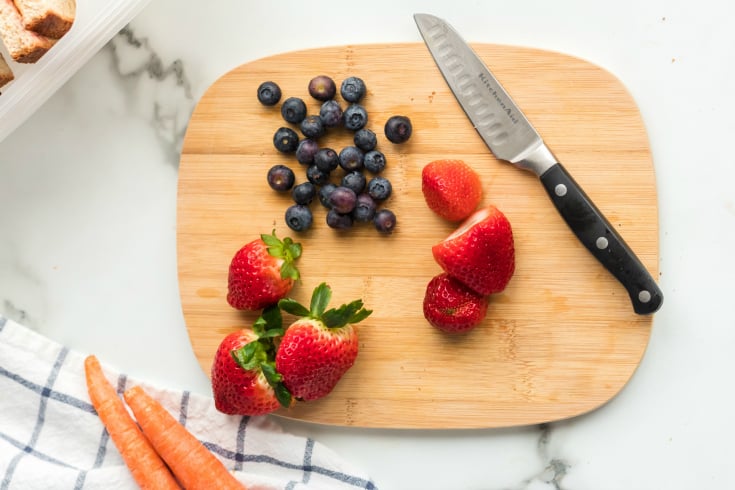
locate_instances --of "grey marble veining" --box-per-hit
[107,25,195,165]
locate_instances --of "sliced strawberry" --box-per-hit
[421,159,483,222]
[276,283,372,401]
[423,273,489,333]
[432,205,515,296]
[211,307,292,415]
[227,230,302,311]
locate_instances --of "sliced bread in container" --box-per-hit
[13,0,76,39]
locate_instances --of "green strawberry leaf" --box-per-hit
[278,298,311,318]
[261,305,282,331]
[260,363,293,408]
[252,319,266,338]
[260,362,282,385]
[322,299,371,328]
[279,261,300,281]
[283,237,302,261]
[261,231,302,281]
[274,383,292,408]
[349,307,373,324]
[252,305,283,338]
[261,230,282,249]
[231,341,261,371]
[259,328,285,339]
[310,283,332,318]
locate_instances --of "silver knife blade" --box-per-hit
[414,13,556,176]
[414,13,663,315]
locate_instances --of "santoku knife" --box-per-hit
[414,13,663,315]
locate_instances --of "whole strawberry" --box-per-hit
[423,273,489,333]
[276,283,372,401]
[422,159,483,222]
[432,205,515,296]
[211,306,292,415]
[227,230,302,311]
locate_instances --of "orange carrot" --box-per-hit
[84,355,181,490]
[123,385,245,490]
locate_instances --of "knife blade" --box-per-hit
[414,13,663,315]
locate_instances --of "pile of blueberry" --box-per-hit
[257,75,412,234]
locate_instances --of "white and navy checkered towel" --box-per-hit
[0,316,377,490]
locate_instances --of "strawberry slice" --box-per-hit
[211,307,292,415]
[226,230,302,311]
[276,283,372,401]
[421,159,483,222]
[432,205,515,296]
[423,273,489,333]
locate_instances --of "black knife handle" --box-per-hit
[539,163,663,315]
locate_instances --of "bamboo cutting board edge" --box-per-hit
[177,43,659,429]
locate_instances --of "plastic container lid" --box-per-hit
[0,0,152,142]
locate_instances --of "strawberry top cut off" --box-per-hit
[422,159,483,222]
[432,205,515,296]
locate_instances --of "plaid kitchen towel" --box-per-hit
[0,316,377,490]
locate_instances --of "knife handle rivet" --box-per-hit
[638,290,652,303]
[595,236,609,250]
[554,184,567,197]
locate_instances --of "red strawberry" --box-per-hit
[423,273,489,333]
[421,159,483,222]
[227,230,302,311]
[276,283,372,401]
[432,205,515,296]
[211,307,292,415]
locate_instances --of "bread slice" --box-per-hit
[0,52,14,88]
[0,0,56,63]
[13,0,75,39]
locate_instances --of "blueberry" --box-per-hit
[363,150,386,174]
[327,208,354,230]
[267,165,295,191]
[281,97,307,124]
[352,193,376,222]
[384,115,413,143]
[328,186,357,214]
[296,138,319,164]
[318,183,337,208]
[367,176,392,201]
[338,146,364,172]
[285,204,313,232]
[353,128,377,151]
[292,182,317,205]
[340,76,366,103]
[373,209,397,234]
[343,104,368,131]
[341,171,366,194]
[273,127,299,153]
[306,165,330,186]
[257,81,281,106]
[319,100,343,127]
[314,147,339,172]
[308,75,337,101]
[300,115,325,139]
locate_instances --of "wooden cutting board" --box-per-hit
[177,43,660,429]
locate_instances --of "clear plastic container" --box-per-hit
[0,0,151,142]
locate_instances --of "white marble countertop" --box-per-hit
[2,1,734,488]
